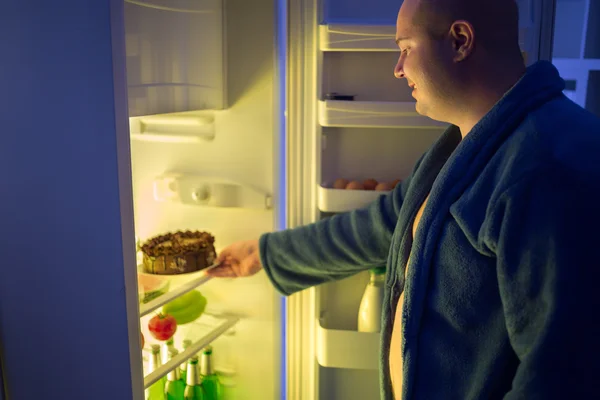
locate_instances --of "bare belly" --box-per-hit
[389,194,430,399]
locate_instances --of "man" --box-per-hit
[208,0,600,398]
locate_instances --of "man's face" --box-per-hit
[394,0,456,122]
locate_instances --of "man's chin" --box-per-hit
[415,105,450,125]
[415,101,427,117]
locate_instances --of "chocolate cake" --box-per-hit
[140,231,217,275]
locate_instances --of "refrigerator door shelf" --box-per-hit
[318,100,449,128]
[316,314,379,370]
[319,24,397,52]
[318,184,389,213]
[129,110,216,143]
[153,174,273,209]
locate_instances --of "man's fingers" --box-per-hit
[206,265,237,278]
[239,254,260,276]
[215,250,230,264]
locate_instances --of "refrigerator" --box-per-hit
[0,0,557,399]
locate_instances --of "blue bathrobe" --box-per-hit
[259,61,600,399]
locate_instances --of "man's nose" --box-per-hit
[394,57,405,79]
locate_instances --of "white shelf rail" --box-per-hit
[319,24,397,52]
[318,100,448,128]
[139,265,218,318]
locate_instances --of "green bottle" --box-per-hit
[165,349,185,400]
[200,346,222,400]
[146,344,166,400]
[184,356,205,400]
[179,339,193,383]
[162,337,176,365]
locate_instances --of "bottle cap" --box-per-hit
[203,346,213,355]
[370,267,386,275]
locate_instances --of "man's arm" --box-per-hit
[487,166,600,399]
[260,158,425,296]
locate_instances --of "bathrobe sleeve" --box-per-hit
[258,155,426,296]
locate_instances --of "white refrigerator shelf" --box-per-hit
[143,313,239,389]
[139,266,217,318]
[319,23,397,52]
[317,184,389,213]
[316,317,379,370]
[318,100,448,128]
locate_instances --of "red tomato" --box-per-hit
[148,313,177,341]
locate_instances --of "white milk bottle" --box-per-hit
[357,267,386,332]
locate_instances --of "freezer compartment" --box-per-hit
[316,313,379,370]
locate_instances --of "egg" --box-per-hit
[375,182,394,191]
[363,178,378,191]
[346,181,365,190]
[333,178,349,189]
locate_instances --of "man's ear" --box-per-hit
[449,20,475,62]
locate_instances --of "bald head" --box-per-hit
[394,0,527,135]
[412,0,520,54]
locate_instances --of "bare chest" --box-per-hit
[412,194,431,240]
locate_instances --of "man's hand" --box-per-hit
[206,239,263,278]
